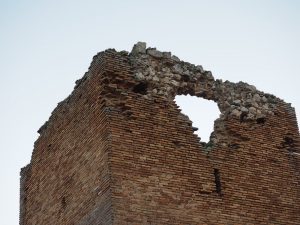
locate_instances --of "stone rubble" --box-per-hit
[129,42,278,123]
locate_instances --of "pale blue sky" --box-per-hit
[0,1,299,224]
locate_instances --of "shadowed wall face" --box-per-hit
[20,66,114,225]
[20,43,300,225]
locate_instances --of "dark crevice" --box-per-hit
[182,74,190,82]
[284,136,294,146]
[228,143,240,150]
[201,141,214,152]
[172,140,181,147]
[281,136,295,152]
[256,117,266,124]
[124,128,132,133]
[199,190,211,195]
[240,112,248,122]
[133,82,148,95]
[214,169,222,196]
[118,103,131,112]
[61,196,67,209]
[123,111,136,120]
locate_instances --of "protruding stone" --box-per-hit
[163,52,171,58]
[256,113,266,119]
[205,71,214,80]
[233,100,241,106]
[147,49,163,58]
[231,109,241,117]
[174,74,181,80]
[252,101,259,108]
[246,85,257,92]
[243,100,251,107]
[135,72,144,80]
[181,82,188,87]
[224,101,231,107]
[166,86,172,91]
[171,55,180,62]
[162,77,170,84]
[183,70,190,76]
[173,64,183,74]
[152,76,159,82]
[262,104,269,110]
[253,94,261,102]
[241,107,249,113]
[158,90,164,95]
[249,107,257,114]
[196,65,204,73]
[131,42,146,55]
[257,109,261,115]
[148,67,155,76]
[247,113,255,120]
[262,96,268,103]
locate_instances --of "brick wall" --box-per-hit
[20,44,300,224]
[20,52,114,224]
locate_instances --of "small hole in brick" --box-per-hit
[284,136,294,145]
[182,74,190,82]
[124,111,134,118]
[61,196,67,209]
[172,140,181,147]
[228,143,240,149]
[125,128,132,133]
[256,117,266,124]
[240,112,247,122]
[133,82,148,95]
[214,169,222,195]
[282,136,295,152]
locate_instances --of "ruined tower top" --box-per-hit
[21,42,300,225]
[39,41,295,147]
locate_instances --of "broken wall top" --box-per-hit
[35,42,300,153]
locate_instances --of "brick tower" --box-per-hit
[20,42,300,224]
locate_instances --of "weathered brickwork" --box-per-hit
[20,43,300,224]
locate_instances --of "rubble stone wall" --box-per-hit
[20,43,300,224]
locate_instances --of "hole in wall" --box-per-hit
[175,95,220,143]
[281,135,295,152]
[256,117,266,124]
[133,82,148,95]
[240,111,247,122]
[213,169,222,195]
[228,143,240,150]
[283,136,294,146]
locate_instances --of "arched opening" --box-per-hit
[175,95,220,143]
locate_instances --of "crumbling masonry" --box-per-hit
[20,42,300,224]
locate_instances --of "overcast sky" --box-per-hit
[0,1,299,224]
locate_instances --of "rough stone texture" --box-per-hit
[20,43,300,225]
